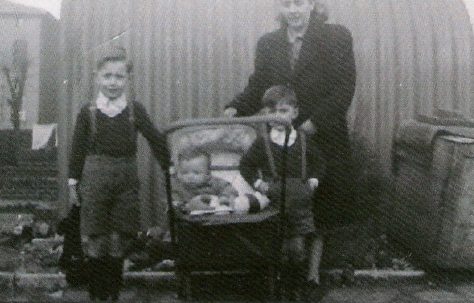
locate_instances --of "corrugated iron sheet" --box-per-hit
[58,0,474,227]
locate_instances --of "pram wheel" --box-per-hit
[265,265,278,301]
[176,269,192,300]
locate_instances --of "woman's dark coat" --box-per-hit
[228,14,357,229]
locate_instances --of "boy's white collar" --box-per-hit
[270,126,297,147]
[95,91,127,117]
[287,23,309,44]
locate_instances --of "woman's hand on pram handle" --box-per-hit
[223,107,237,117]
[299,119,317,135]
[68,179,80,207]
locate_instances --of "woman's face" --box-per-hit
[278,0,315,31]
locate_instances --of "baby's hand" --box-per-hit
[185,195,214,212]
[233,195,250,214]
[218,197,231,207]
[199,195,213,205]
[307,178,319,191]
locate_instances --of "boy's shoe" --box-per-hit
[107,256,124,302]
[341,263,355,285]
[304,281,328,303]
[289,286,304,302]
[85,257,109,301]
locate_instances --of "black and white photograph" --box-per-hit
[0,0,474,302]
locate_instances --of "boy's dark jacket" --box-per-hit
[240,131,325,235]
[240,132,325,186]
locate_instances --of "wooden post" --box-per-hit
[56,12,73,218]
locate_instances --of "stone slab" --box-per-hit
[455,285,474,301]
[414,290,469,303]
[323,287,400,303]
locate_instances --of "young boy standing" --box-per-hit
[239,85,326,300]
[68,46,169,302]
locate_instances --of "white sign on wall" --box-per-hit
[464,0,474,31]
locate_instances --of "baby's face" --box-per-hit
[177,155,210,187]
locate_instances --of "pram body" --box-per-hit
[165,117,291,300]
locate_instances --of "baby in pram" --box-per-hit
[172,148,236,213]
[172,148,268,215]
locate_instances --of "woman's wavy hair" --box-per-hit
[276,0,329,27]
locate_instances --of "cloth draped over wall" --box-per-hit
[32,123,57,149]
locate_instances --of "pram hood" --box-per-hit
[165,116,291,169]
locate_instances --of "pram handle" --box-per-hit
[164,116,291,134]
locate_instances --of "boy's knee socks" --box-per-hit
[279,261,305,300]
[279,264,291,297]
[289,260,307,289]
[107,256,124,301]
[85,257,109,301]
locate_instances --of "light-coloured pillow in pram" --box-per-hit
[169,125,257,166]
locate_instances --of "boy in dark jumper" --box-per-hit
[239,85,325,299]
[68,46,169,301]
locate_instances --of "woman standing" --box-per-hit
[225,0,357,298]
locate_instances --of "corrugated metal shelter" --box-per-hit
[57,0,474,227]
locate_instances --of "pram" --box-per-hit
[165,116,292,300]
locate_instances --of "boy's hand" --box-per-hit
[146,226,164,241]
[307,178,319,191]
[68,185,80,207]
[254,179,270,194]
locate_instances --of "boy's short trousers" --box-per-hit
[79,155,141,237]
[268,178,316,237]
[282,233,318,263]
